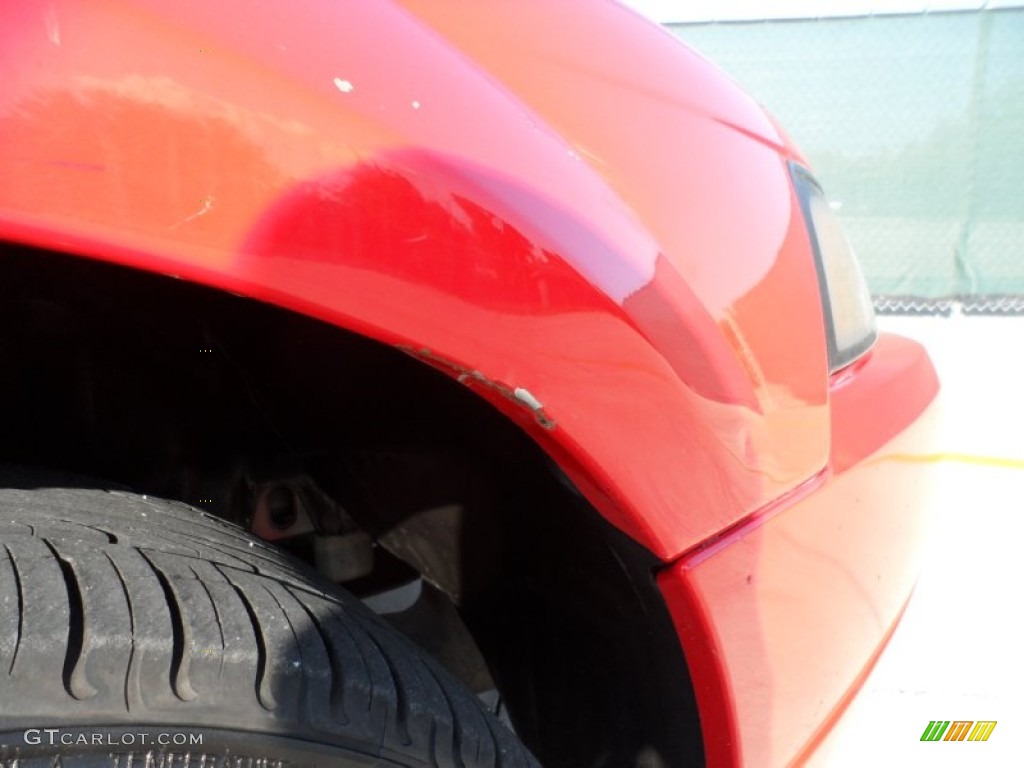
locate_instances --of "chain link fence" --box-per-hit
[670,9,1024,314]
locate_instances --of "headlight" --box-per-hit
[791,164,877,374]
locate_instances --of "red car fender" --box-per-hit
[1,0,829,561]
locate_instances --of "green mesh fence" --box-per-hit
[670,9,1024,313]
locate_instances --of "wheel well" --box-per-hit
[0,242,703,767]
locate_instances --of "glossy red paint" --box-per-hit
[0,0,830,561]
[0,2,940,765]
[660,333,939,767]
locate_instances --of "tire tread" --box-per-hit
[0,479,536,768]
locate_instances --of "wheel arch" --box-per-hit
[0,242,704,766]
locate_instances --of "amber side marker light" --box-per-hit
[790,163,878,374]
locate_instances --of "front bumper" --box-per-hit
[659,333,939,767]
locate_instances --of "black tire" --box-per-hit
[0,472,538,768]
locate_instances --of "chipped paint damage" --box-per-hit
[400,346,556,430]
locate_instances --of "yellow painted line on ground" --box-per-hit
[881,452,1024,470]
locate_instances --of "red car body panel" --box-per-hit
[0,2,939,766]
[661,335,939,766]
[0,0,832,560]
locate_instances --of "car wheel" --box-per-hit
[0,471,537,767]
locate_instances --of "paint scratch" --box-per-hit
[399,347,557,430]
[46,5,61,46]
[171,196,215,229]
